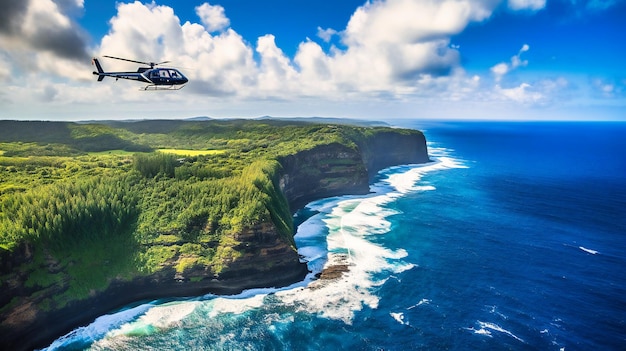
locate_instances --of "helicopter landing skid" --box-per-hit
[141,84,186,91]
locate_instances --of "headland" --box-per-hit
[0,119,429,350]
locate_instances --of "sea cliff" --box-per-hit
[279,130,430,210]
[0,121,429,350]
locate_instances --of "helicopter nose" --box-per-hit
[181,76,188,84]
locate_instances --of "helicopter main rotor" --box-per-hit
[103,55,170,69]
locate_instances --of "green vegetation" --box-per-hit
[0,119,412,304]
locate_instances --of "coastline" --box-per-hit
[29,262,309,351]
[1,127,430,351]
[42,121,626,350]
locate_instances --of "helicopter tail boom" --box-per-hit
[92,58,105,81]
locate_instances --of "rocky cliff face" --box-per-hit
[1,128,429,351]
[0,222,309,351]
[279,142,370,210]
[356,130,431,180]
[279,130,430,210]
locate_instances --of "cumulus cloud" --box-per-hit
[256,35,298,94]
[51,0,85,16]
[495,83,543,103]
[293,0,501,94]
[491,63,510,79]
[491,77,574,107]
[336,0,497,80]
[92,0,506,101]
[0,0,89,62]
[195,3,230,32]
[8,0,584,117]
[0,0,29,35]
[98,2,184,68]
[343,0,495,46]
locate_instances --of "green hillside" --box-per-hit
[0,119,409,306]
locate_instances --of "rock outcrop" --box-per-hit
[279,129,430,210]
[356,130,431,180]
[0,128,429,351]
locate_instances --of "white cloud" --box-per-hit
[90,0,505,102]
[337,0,495,83]
[491,77,573,106]
[508,0,546,11]
[256,35,298,94]
[297,0,500,94]
[98,2,185,69]
[316,27,337,43]
[488,48,572,107]
[195,3,230,32]
[0,0,90,80]
[491,44,529,82]
[591,78,625,98]
[4,0,616,121]
[95,2,259,99]
[496,83,543,103]
[343,0,495,47]
[491,63,510,78]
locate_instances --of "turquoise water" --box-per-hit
[45,121,626,350]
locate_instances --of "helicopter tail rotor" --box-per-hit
[91,58,105,81]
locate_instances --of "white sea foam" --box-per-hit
[579,246,599,255]
[390,312,409,325]
[407,298,431,309]
[485,305,508,320]
[276,157,464,323]
[107,301,199,338]
[48,153,465,347]
[472,321,525,343]
[44,302,155,350]
[466,326,493,337]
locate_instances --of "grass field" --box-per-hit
[158,149,226,156]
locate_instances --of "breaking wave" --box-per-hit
[44,151,464,350]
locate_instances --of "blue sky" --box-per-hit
[78,1,368,56]
[0,0,624,121]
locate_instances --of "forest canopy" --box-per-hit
[0,119,405,301]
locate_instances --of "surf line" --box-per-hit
[579,246,599,255]
[340,210,354,263]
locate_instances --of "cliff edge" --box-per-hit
[0,126,429,351]
[279,129,430,210]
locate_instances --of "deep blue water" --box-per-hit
[46,121,626,350]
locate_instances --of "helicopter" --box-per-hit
[92,55,188,90]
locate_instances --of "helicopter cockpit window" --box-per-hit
[159,70,170,78]
[169,70,179,78]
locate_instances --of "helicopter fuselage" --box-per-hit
[92,58,188,90]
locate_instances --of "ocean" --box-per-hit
[44,121,626,350]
